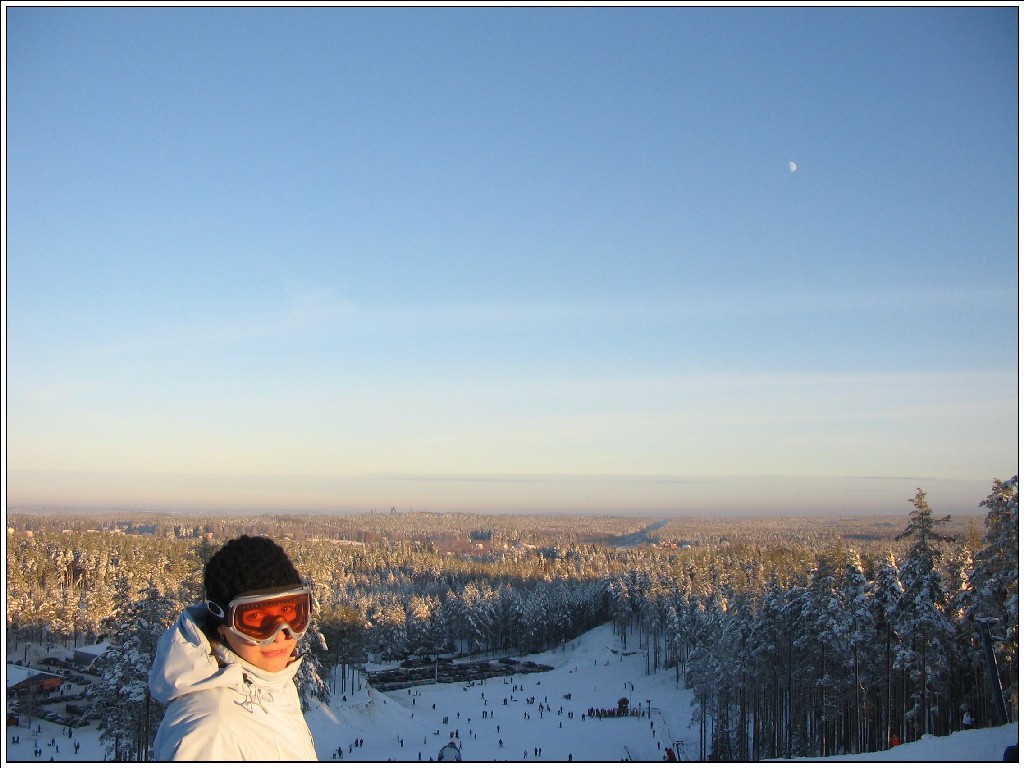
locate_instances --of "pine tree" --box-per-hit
[867,552,905,747]
[893,489,955,738]
[89,580,183,761]
[896,488,956,552]
[969,476,1018,721]
[839,550,874,754]
[796,555,846,757]
[294,586,332,712]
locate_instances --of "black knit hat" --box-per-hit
[203,535,303,620]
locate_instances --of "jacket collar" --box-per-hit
[212,640,304,688]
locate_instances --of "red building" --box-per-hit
[5,664,63,697]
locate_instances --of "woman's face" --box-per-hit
[218,625,298,673]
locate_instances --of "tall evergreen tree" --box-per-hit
[89,580,183,761]
[969,475,1018,721]
[839,550,874,754]
[894,489,956,738]
[896,488,956,551]
[294,588,332,712]
[868,552,906,747]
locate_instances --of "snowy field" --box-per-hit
[5,621,1018,763]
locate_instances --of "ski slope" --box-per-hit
[307,621,694,762]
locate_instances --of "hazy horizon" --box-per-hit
[4,469,1003,518]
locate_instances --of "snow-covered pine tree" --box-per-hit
[607,574,633,646]
[685,593,727,762]
[894,489,956,739]
[441,588,466,655]
[405,594,437,657]
[89,579,183,761]
[366,596,410,662]
[968,475,1018,721]
[316,601,368,696]
[839,550,874,754]
[80,550,119,645]
[944,541,981,733]
[294,584,331,712]
[519,585,551,653]
[795,554,846,757]
[867,552,905,749]
[724,592,755,760]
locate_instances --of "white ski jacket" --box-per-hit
[149,605,318,761]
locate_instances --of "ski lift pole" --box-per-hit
[976,618,1008,726]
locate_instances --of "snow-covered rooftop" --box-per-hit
[72,643,108,657]
[5,664,62,687]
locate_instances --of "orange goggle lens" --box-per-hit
[227,588,311,641]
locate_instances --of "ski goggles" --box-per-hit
[207,585,311,646]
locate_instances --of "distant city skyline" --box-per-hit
[5,6,1018,516]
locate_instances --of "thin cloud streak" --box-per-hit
[58,281,1012,360]
[76,291,359,358]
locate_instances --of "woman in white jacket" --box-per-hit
[149,535,318,761]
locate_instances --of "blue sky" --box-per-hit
[5,6,1018,515]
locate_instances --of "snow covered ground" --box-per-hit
[306,622,695,763]
[781,724,1018,762]
[5,621,1018,762]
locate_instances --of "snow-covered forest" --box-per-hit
[5,477,1017,761]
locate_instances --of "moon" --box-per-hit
[788,161,797,173]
